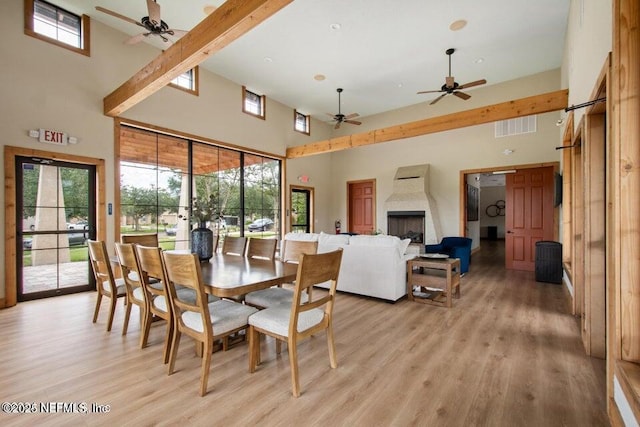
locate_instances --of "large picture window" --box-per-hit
[117,124,281,250]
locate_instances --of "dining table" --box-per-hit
[198,253,299,298]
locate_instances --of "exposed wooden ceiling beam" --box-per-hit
[103,0,293,117]
[286,89,569,159]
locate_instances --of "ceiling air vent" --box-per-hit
[495,115,537,138]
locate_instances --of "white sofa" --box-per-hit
[283,232,414,302]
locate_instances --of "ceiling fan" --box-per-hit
[95,0,188,45]
[326,88,361,129]
[417,48,487,105]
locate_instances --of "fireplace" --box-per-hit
[387,211,425,244]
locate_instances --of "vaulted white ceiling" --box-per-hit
[57,0,570,121]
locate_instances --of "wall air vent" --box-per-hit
[495,115,537,138]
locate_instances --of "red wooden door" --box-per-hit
[348,180,375,235]
[505,167,554,271]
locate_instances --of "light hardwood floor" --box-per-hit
[0,240,608,426]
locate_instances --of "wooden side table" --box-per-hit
[407,257,461,308]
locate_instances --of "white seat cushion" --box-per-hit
[244,287,308,309]
[154,288,219,313]
[103,278,126,296]
[132,287,145,301]
[248,304,324,337]
[181,300,258,335]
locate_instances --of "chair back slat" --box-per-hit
[246,238,277,260]
[281,240,318,264]
[115,242,146,305]
[121,233,159,247]
[162,252,211,336]
[88,240,117,294]
[222,236,248,256]
[135,245,173,316]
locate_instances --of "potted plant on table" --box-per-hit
[179,194,221,261]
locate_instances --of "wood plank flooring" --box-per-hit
[0,240,609,426]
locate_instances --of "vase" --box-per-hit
[191,224,214,261]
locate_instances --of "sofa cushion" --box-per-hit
[284,232,319,242]
[318,232,350,247]
[349,235,411,257]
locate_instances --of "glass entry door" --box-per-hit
[291,187,312,233]
[16,156,96,301]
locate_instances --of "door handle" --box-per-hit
[507,230,513,234]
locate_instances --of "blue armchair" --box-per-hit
[425,237,472,274]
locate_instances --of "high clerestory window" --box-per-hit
[169,67,199,96]
[24,0,91,57]
[294,110,310,135]
[242,86,266,119]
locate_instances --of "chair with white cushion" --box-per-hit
[244,240,318,309]
[114,242,150,345]
[162,251,258,396]
[88,240,126,332]
[248,249,343,397]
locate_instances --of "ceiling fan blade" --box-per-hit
[453,91,471,100]
[95,6,143,27]
[417,90,443,95]
[147,0,161,26]
[334,121,342,130]
[344,120,362,125]
[430,93,447,105]
[458,79,487,90]
[344,113,359,120]
[326,113,336,119]
[124,33,148,45]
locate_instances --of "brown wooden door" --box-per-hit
[348,180,375,235]
[505,167,554,271]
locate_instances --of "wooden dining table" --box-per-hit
[198,253,299,298]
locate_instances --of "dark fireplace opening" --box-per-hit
[387,211,425,244]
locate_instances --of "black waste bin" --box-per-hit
[535,241,562,284]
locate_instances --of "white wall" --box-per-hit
[0,1,332,300]
[321,70,562,238]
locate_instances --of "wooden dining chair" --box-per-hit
[135,245,178,364]
[88,240,127,332]
[114,242,150,345]
[121,233,159,247]
[244,240,318,309]
[246,238,277,260]
[248,249,343,397]
[162,251,258,396]
[221,236,247,256]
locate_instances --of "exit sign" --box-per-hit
[39,129,68,145]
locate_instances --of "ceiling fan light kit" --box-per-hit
[417,48,487,105]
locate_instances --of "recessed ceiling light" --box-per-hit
[203,5,217,15]
[314,74,326,81]
[329,23,341,31]
[264,57,273,63]
[474,57,485,64]
[449,19,467,31]
[397,83,403,88]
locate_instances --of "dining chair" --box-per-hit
[114,242,150,346]
[221,236,247,256]
[248,249,343,397]
[162,251,258,396]
[244,240,318,309]
[246,238,277,260]
[88,240,126,332]
[121,233,159,247]
[135,245,178,364]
